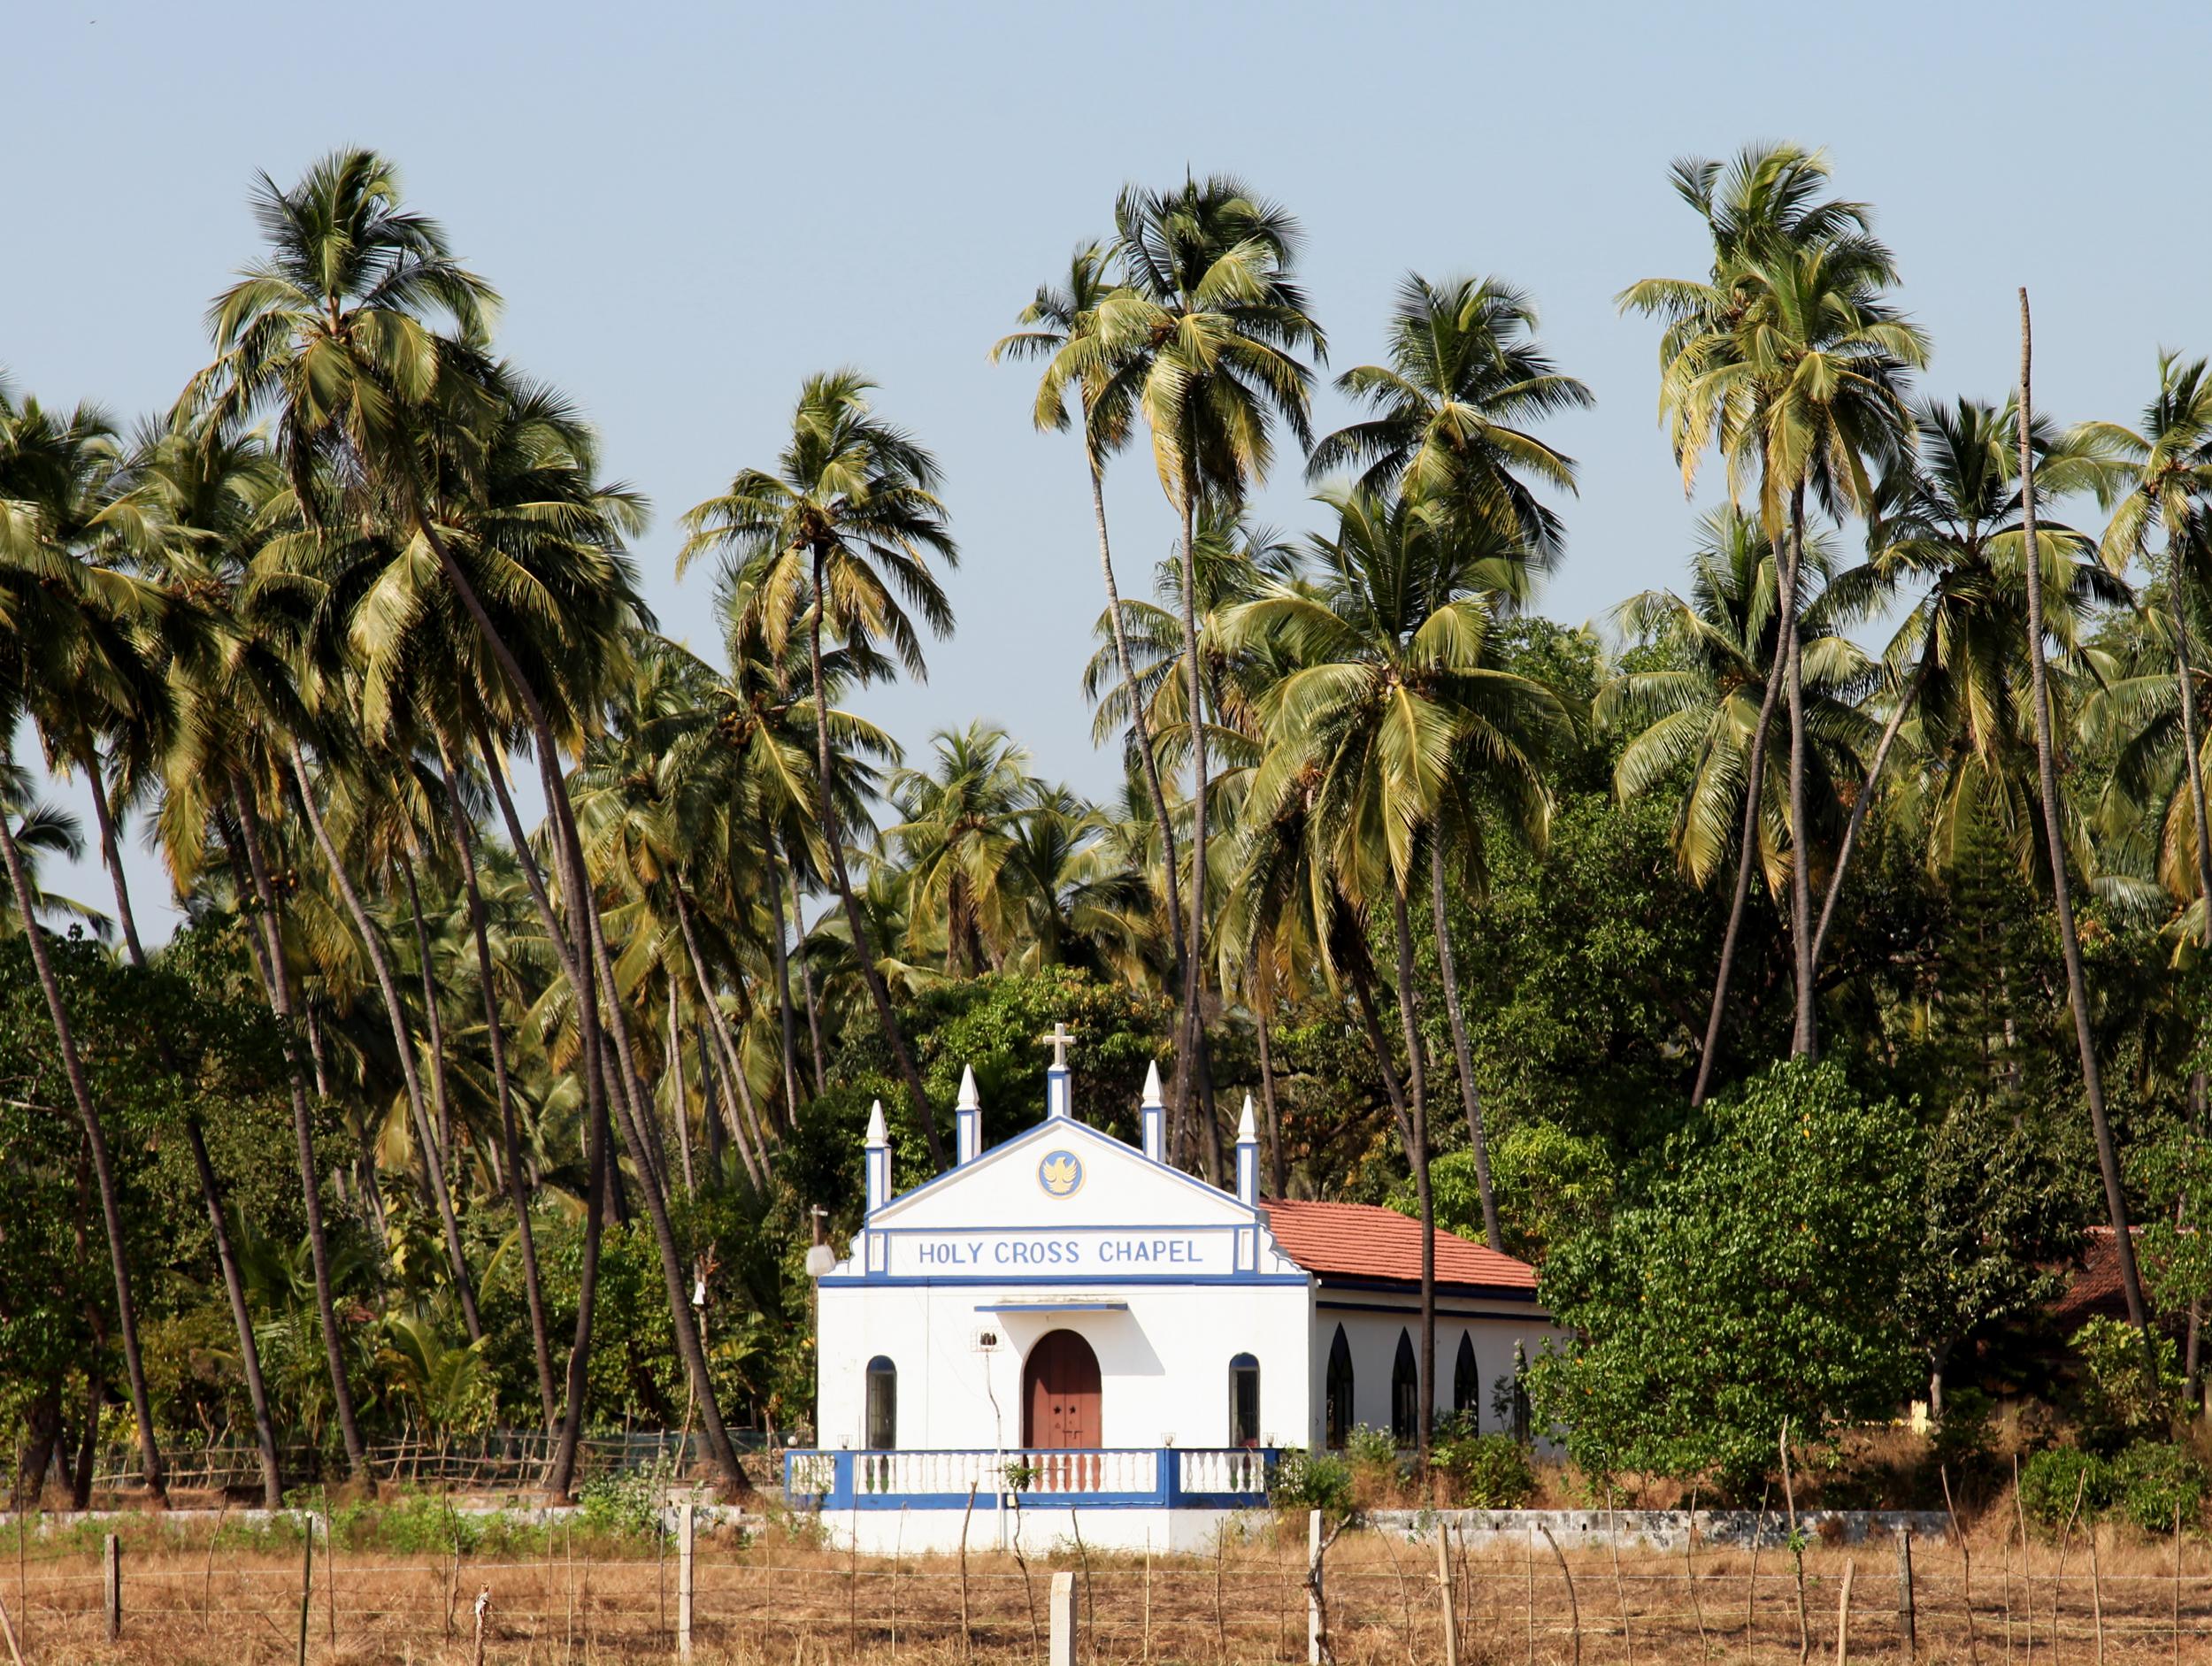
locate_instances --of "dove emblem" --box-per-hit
[1037,1150,1084,1198]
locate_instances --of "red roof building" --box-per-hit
[1261,1199,1540,1294]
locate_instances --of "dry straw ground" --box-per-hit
[10,1508,2212,1664]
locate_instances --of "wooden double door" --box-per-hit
[1021,1329,1102,1449]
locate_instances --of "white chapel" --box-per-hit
[784,1031,1555,1550]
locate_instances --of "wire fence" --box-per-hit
[8,1520,2212,1663]
[72,1429,785,1496]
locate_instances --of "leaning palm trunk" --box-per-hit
[2166,552,2212,942]
[286,740,483,1343]
[806,543,948,1169]
[397,849,457,1171]
[473,726,611,1496]
[441,749,560,1430]
[761,825,804,1118]
[0,807,167,1503]
[95,828,284,1506]
[1431,843,1502,1253]
[1248,947,1287,1198]
[1390,881,1437,1463]
[77,743,149,968]
[790,863,829,1091]
[1174,485,1218,1180]
[227,776,373,1485]
[668,983,696,1194]
[670,882,769,1186]
[1783,486,1817,1060]
[1811,649,1933,975]
[2017,288,2153,1340]
[1088,455,1195,1056]
[1691,553,1796,1108]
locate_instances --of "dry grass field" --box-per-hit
[9,1506,2212,1664]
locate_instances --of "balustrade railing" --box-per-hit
[784,1447,1273,1508]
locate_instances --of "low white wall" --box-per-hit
[817,1501,1263,1555]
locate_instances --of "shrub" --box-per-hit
[1269,1448,1354,1517]
[2110,1440,2208,1534]
[2074,1317,2183,1448]
[1433,1431,1537,1508]
[1930,1387,1995,1473]
[2018,1447,2111,1527]
[576,1472,672,1540]
[1344,1424,1399,1473]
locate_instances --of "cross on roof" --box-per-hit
[1039,1020,1072,1070]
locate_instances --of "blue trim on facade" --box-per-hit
[864,1115,1264,1225]
[785,1448,1276,1512]
[820,1271,1311,1289]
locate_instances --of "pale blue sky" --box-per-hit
[7,0,2207,940]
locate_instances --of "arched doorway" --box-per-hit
[1023,1329,1102,1449]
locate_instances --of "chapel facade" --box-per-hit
[784,1035,1554,1551]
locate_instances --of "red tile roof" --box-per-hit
[1261,1199,1540,1294]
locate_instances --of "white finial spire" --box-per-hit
[1233,1093,1259,1206]
[955,1065,982,1165]
[1140,1057,1166,1162]
[1041,1020,1073,1119]
[864,1098,891,1210]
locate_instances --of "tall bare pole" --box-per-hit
[2016,287,2151,1337]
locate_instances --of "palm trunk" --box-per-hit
[670,883,768,1186]
[397,850,456,1173]
[286,741,482,1343]
[1783,485,1817,1060]
[227,777,373,1484]
[1431,842,1502,1252]
[0,806,165,1503]
[1810,649,1933,977]
[791,863,828,1093]
[93,782,282,1505]
[1174,483,1214,1173]
[2017,288,2152,1340]
[186,1119,283,1506]
[669,982,696,1195]
[1391,880,1437,1466]
[570,835,671,1207]
[1088,455,1194,1048]
[763,824,804,1118]
[77,742,147,968]
[807,543,948,1169]
[1250,950,1286,1198]
[1348,956,1417,1157]
[2167,556,2212,943]
[440,749,560,1432]
[1691,552,1796,1107]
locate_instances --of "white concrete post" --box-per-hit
[1048,1569,1080,1666]
[677,1500,695,1662]
[1141,1060,1165,1162]
[956,1063,982,1164]
[1235,1094,1259,1204]
[864,1099,891,1211]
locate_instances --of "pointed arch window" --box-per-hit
[1325,1325,1355,1449]
[1454,1333,1480,1420]
[1229,1353,1261,1447]
[865,1355,897,1450]
[1391,1331,1420,1447]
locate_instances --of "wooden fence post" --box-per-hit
[1436,1524,1460,1666]
[104,1531,121,1643]
[1048,1570,1079,1666]
[1309,1511,1325,1665]
[1897,1529,1916,1656]
[296,1520,312,1666]
[1836,1560,1855,1666]
[678,1498,695,1663]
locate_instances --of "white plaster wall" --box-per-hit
[1308,1303,1559,1444]
[826,1502,1259,1555]
[818,1279,1313,1452]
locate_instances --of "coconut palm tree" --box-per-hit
[1095,176,1325,1145]
[2080,355,2212,941]
[994,243,1193,1001]
[680,370,956,1169]
[1308,273,1592,563]
[1225,483,1564,1460]
[0,380,169,1501]
[885,725,1038,976]
[1620,142,1926,1071]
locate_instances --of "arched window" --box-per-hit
[1391,1331,1419,1447]
[864,1355,897,1450]
[1454,1333,1480,1420]
[1229,1353,1261,1447]
[1325,1325,1355,1449]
